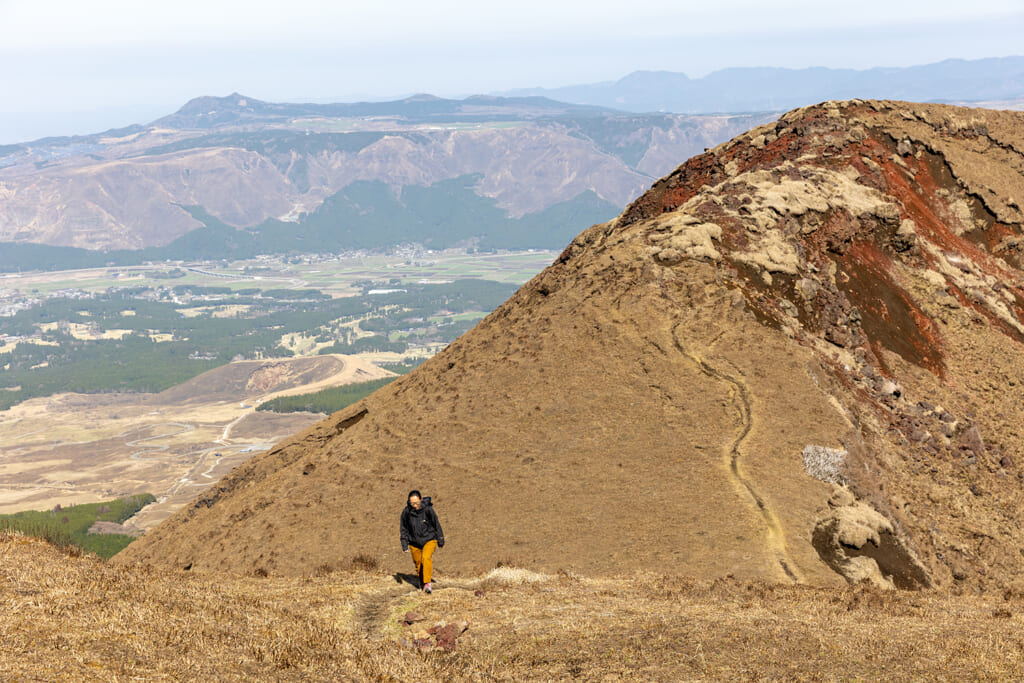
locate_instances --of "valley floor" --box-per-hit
[1,532,1022,681]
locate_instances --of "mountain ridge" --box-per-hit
[0,97,773,253]
[498,56,1024,113]
[117,99,1024,593]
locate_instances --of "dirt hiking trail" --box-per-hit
[673,324,801,583]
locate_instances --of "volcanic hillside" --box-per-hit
[118,100,1024,593]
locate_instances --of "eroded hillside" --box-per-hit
[0,94,773,251]
[118,101,1024,594]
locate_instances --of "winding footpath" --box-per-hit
[354,584,417,635]
[672,324,801,583]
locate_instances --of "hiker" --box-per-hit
[400,490,444,593]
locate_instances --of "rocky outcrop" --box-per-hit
[399,617,471,653]
[811,486,930,590]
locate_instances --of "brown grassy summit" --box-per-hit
[118,100,1024,594]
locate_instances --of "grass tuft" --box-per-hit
[482,566,551,586]
[349,554,379,571]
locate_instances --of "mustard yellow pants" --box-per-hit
[410,540,437,585]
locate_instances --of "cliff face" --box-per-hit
[117,101,1024,593]
[0,102,771,250]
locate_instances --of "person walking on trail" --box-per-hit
[400,490,444,593]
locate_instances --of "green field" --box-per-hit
[2,248,556,296]
[0,494,156,559]
[0,252,549,411]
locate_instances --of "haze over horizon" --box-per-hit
[1,0,1023,144]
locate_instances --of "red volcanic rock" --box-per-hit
[428,621,470,652]
[400,611,424,625]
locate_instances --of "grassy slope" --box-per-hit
[1,531,1022,681]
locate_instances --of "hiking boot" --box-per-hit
[424,582,432,594]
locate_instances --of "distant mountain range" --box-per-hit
[0,93,772,266]
[151,93,617,130]
[4,56,1023,266]
[497,56,1024,113]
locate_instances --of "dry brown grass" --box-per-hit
[3,531,1023,681]
[0,354,389,522]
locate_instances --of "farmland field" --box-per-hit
[0,247,557,409]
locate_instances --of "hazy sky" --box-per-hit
[1,0,1022,143]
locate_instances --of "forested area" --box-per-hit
[0,494,155,559]
[257,377,397,415]
[0,279,514,410]
[0,174,616,274]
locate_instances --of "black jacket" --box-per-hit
[400,497,444,551]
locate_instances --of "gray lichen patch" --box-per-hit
[732,228,801,278]
[802,444,847,484]
[645,161,904,280]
